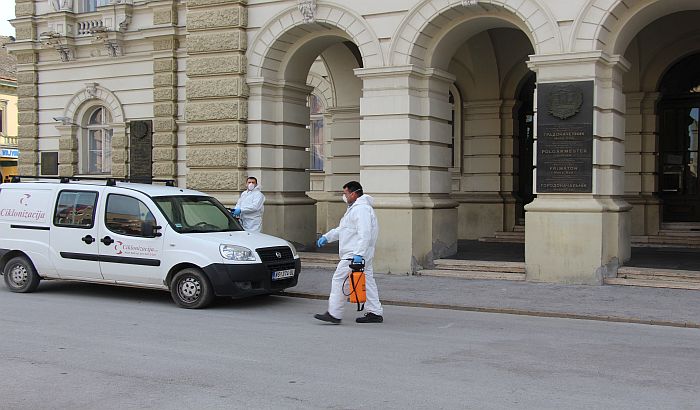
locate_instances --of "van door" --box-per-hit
[97,190,165,286]
[50,188,104,280]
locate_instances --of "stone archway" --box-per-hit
[246,4,376,247]
[572,0,700,54]
[385,1,546,247]
[248,3,384,78]
[390,0,561,68]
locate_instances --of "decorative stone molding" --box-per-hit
[298,0,316,23]
[39,31,75,62]
[63,83,125,125]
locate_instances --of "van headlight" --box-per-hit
[219,244,256,261]
[286,241,299,258]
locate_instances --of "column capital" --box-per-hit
[528,51,631,83]
[353,65,455,83]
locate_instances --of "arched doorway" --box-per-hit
[247,5,375,246]
[657,53,700,222]
[515,73,536,223]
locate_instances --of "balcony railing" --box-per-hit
[1,135,18,147]
[77,15,105,36]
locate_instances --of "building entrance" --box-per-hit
[658,53,700,222]
[515,73,535,222]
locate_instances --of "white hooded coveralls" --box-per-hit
[235,185,265,233]
[323,194,383,319]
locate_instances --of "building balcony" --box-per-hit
[1,135,18,148]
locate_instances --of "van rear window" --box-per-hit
[54,191,98,228]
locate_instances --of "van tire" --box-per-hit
[4,256,41,293]
[170,268,214,309]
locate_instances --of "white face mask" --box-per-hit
[342,189,359,204]
[247,183,256,191]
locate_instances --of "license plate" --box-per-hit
[272,269,295,280]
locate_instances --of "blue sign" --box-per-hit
[1,149,19,158]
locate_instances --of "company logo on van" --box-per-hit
[0,193,47,222]
[113,241,158,257]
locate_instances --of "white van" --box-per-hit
[0,177,301,308]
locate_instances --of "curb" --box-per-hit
[281,291,700,329]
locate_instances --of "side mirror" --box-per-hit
[143,222,163,238]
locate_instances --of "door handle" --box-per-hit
[81,235,95,244]
[101,236,114,245]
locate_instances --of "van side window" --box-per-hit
[54,191,98,228]
[105,194,156,237]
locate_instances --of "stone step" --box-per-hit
[513,225,525,232]
[657,230,700,237]
[494,232,525,239]
[617,267,700,282]
[417,269,526,281]
[299,252,339,268]
[604,277,700,290]
[478,236,525,243]
[433,259,525,273]
[661,222,700,231]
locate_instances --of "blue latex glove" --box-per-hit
[317,236,328,248]
[231,208,241,217]
[352,255,363,264]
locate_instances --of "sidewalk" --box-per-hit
[286,267,700,328]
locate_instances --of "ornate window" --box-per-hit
[82,106,113,174]
[308,94,325,171]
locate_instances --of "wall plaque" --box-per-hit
[40,151,59,175]
[536,81,594,193]
[129,120,153,183]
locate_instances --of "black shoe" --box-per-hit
[314,312,341,324]
[356,313,383,323]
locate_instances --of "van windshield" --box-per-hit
[153,195,244,233]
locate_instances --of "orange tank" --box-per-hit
[348,270,366,305]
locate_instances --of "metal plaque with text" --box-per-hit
[129,120,153,183]
[40,152,59,176]
[536,81,594,193]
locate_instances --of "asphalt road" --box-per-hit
[1,281,699,410]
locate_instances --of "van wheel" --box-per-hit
[170,268,214,309]
[4,256,41,293]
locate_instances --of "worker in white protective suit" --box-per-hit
[232,176,265,233]
[314,181,383,324]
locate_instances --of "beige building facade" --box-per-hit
[8,0,700,283]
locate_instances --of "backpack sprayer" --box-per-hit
[343,258,366,311]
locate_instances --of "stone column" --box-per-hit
[185,0,247,200]
[246,79,316,246]
[12,0,38,176]
[57,124,79,176]
[151,2,180,181]
[355,66,458,274]
[500,99,519,231]
[525,52,631,284]
[624,92,660,236]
